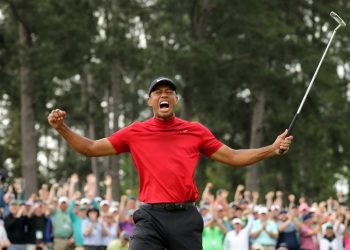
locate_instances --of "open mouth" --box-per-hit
[159,101,170,110]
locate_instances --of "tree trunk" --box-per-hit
[106,0,122,200]
[245,88,266,192]
[19,22,37,197]
[84,64,99,195]
[103,89,111,175]
[110,60,122,200]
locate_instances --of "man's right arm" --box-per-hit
[48,109,116,157]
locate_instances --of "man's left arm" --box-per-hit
[211,130,293,167]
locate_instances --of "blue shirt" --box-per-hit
[82,219,104,246]
[251,219,278,246]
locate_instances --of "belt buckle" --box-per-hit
[164,203,176,210]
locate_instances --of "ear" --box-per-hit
[147,97,152,107]
[175,94,179,104]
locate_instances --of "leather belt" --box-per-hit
[140,202,196,211]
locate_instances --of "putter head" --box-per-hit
[330,11,346,27]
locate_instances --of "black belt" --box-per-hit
[140,202,196,211]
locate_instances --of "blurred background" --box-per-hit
[0,0,350,202]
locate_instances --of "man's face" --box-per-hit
[326,228,334,238]
[259,213,268,221]
[233,223,242,232]
[147,84,178,120]
[9,203,18,214]
[59,202,68,211]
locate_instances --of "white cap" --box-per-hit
[258,207,268,214]
[309,206,317,213]
[58,196,68,204]
[108,207,118,214]
[80,198,90,205]
[232,218,243,225]
[271,204,280,211]
[111,201,120,207]
[94,196,102,203]
[100,200,110,207]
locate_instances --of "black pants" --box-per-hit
[129,205,203,250]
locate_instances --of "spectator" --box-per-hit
[250,207,278,250]
[50,196,74,250]
[68,201,87,250]
[321,211,345,250]
[202,205,227,250]
[0,221,10,249]
[343,211,350,250]
[300,213,320,250]
[106,231,129,250]
[299,203,310,217]
[200,202,213,224]
[82,207,108,250]
[118,195,135,236]
[27,200,48,250]
[99,200,110,217]
[319,224,340,250]
[4,200,27,250]
[223,212,254,250]
[276,210,300,250]
[215,204,232,232]
[102,209,118,248]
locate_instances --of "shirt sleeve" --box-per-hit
[107,126,131,155]
[197,123,223,157]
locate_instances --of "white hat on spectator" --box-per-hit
[109,207,118,214]
[100,200,110,207]
[271,204,280,211]
[80,197,90,206]
[309,206,317,213]
[58,196,68,204]
[258,207,268,214]
[94,196,102,203]
[111,201,120,207]
[232,218,244,225]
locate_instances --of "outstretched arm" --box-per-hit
[211,130,293,167]
[48,109,116,157]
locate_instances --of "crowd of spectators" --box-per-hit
[200,183,350,250]
[0,174,132,250]
[0,173,349,250]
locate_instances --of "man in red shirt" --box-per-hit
[48,77,293,250]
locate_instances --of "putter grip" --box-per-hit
[278,113,299,154]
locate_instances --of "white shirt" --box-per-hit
[322,222,345,250]
[320,237,340,250]
[223,215,254,250]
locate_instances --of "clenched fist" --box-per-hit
[48,109,66,129]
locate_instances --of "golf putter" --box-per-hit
[279,11,346,154]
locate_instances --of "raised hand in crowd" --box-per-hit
[244,190,251,203]
[202,182,214,204]
[275,190,283,207]
[234,184,245,204]
[252,191,259,206]
[265,191,274,208]
[68,173,79,200]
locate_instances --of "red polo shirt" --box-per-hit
[107,116,223,203]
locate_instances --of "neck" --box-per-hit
[154,114,175,121]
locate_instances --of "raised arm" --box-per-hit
[211,130,292,167]
[48,109,116,157]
